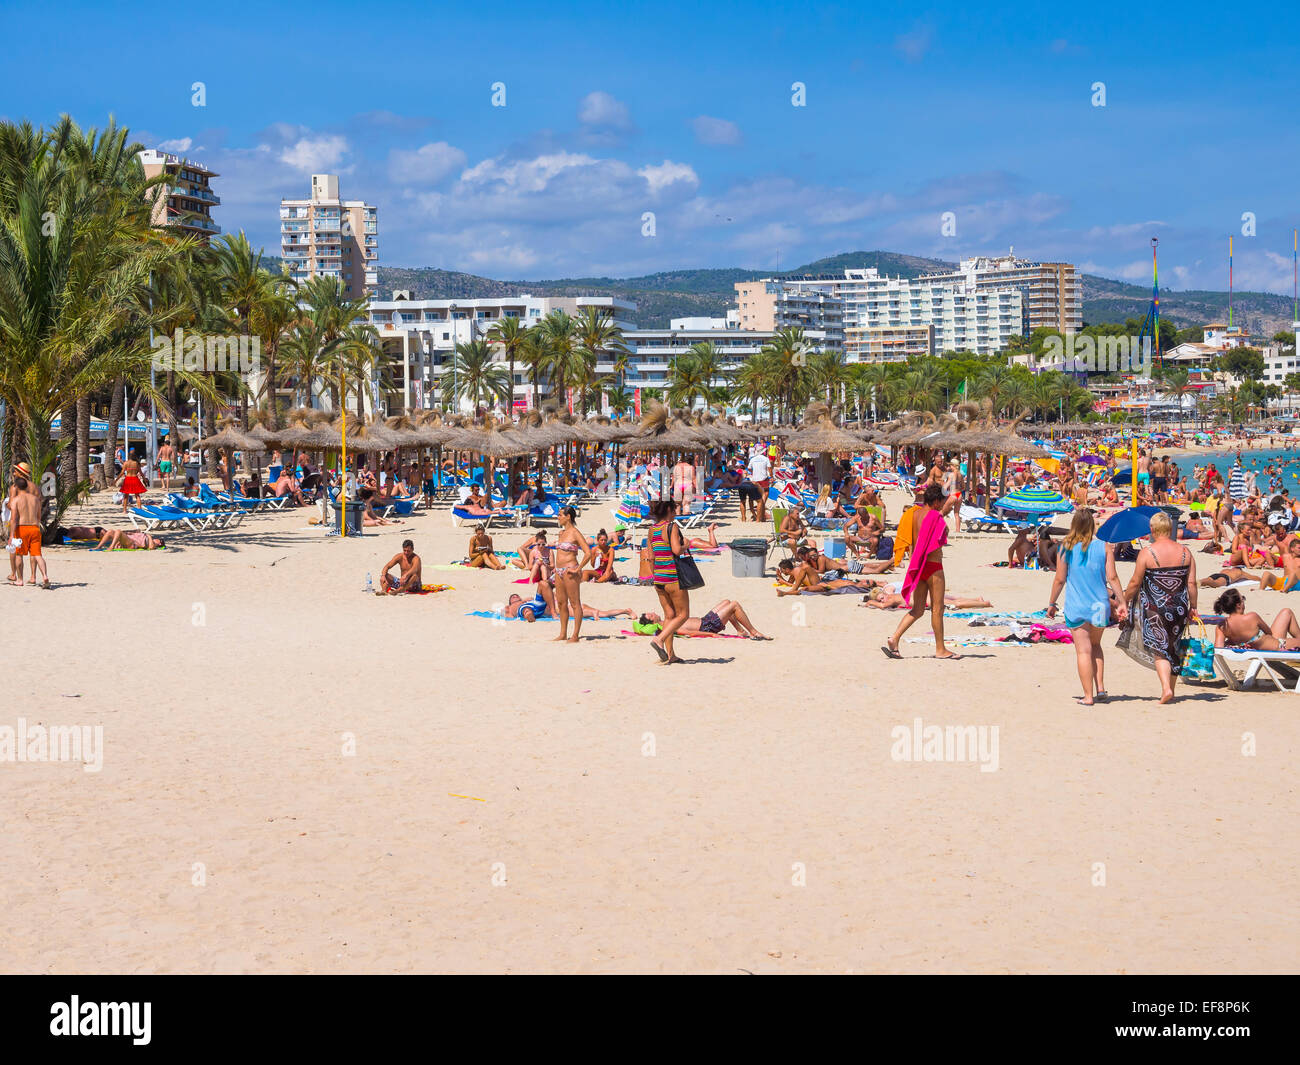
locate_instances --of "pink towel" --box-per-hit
[901,508,948,602]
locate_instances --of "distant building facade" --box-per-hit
[280,174,377,301]
[138,149,220,243]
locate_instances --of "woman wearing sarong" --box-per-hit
[1119,510,1198,704]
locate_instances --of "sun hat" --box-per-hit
[13,461,31,477]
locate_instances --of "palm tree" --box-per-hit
[573,305,626,412]
[808,349,847,409]
[759,326,812,421]
[452,339,510,411]
[485,315,529,417]
[973,364,1014,414]
[248,279,298,427]
[606,385,633,416]
[538,310,591,412]
[517,328,550,411]
[0,115,207,531]
[860,363,895,420]
[1162,368,1193,436]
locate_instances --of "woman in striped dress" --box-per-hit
[648,499,689,663]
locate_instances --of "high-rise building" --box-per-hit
[733,280,843,352]
[138,149,221,243]
[917,254,1082,334]
[280,174,378,301]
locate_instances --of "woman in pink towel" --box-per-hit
[882,483,960,660]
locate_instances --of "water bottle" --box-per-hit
[364,572,373,594]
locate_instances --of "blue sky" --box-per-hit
[5,0,1299,292]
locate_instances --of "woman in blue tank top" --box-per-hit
[1047,508,1126,705]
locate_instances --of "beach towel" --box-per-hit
[892,505,918,567]
[900,508,947,602]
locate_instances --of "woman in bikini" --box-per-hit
[1212,588,1300,650]
[883,482,960,661]
[117,454,147,514]
[467,524,506,569]
[553,506,595,643]
[583,529,617,583]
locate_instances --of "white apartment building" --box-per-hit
[917,254,1082,334]
[367,293,636,412]
[782,269,1023,359]
[733,280,843,352]
[280,174,378,301]
[617,318,827,401]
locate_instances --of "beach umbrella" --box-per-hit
[1078,453,1108,466]
[1097,505,1165,543]
[1228,462,1248,500]
[993,484,1074,517]
[783,412,865,455]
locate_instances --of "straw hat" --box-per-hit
[12,461,31,478]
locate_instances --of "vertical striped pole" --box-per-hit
[1229,236,1234,330]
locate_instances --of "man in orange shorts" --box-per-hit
[7,475,48,588]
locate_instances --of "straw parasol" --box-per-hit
[784,402,867,454]
[629,400,709,452]
[195,418,263,490]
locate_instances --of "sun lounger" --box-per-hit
[1212,647,1300,692]
[960,505,1034,533]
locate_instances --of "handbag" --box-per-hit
[1178,615,1215,680]
[674,550,705,590]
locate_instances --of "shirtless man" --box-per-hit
[1150,455,1168,504]
[7,476,48,587]
[157,440,176,491]
[380,539,423,594]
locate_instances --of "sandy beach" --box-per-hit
[3,486,1296,975]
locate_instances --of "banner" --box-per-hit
[566,388,574,414]
[634,388,642,418]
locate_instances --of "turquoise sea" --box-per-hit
[1187,445,1300,496]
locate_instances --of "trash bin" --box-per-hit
[183,462,200,485]
[1157,504,1181,541]
[331,500,365,536]
[823,538,846,559]
[730,537,767,578]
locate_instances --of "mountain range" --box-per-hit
[269,250,1300,339]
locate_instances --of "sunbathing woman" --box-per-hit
[467,524,506,570]
[93,528,166,551]
[359,489,400,527]
[684,522,723,551]
[1259,540,1300,592]
[1199,566,1265,588]
[859,582,991,610]
[1212,588,1300,649]
[583,529,617,583]
[513,532,543,570]
[506,591,634,622]
[775,558,878,596]
[638,599,771,639]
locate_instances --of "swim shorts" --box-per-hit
[158,460,173,474]
[17,525,41,556]
[737,483,760,502]
[699,610,724,634]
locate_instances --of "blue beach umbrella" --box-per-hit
[1097,505,1164,543]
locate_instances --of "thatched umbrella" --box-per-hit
[196,418,263,492]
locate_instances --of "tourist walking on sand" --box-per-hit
[1046,508,1127,705]
[553,505,595,643]
[7,473,48,587]
[647,499,690,663]
[1118,511,1197,704]
[116,453,147,514]
[882,483,959,660]
[747,446,771,524]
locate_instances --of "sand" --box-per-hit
[2,486,1297,974]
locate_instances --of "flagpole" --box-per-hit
[340,371,347,538]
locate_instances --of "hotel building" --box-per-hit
[367,293,636,413]
[138,149,221,243]
[280,174,378,301]
[733,280,843,353]
[917,254,1082,335]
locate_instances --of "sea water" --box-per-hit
[1188,443,1300,495]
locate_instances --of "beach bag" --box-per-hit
[1178,616,1216,680]
[876,535,894,561]
[112,492,124,504]
[674,550,705,591]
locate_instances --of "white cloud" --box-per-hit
[388,141,467,184]
[692,116,742,147]
[894,23,934,62]
[461,152,602,193]
[279,135,348,172]
[157,137,193,153]
[578,91,632,131]
[638,160,698,196]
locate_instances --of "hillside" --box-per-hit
[265,249,1296,336]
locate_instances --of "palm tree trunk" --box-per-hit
[105,380,124,482]
[75,395,91,483]
[59,402,77,491]
[204,381,219,478]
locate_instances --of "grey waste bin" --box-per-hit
[183,462,201,484]
[331,500,365,535]
[730,538,767,578]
